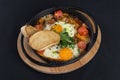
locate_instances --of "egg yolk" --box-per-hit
[59,48,73,61]
[51,24,63,33]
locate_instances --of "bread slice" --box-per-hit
[21,25,39,37]
[29,30,60,51]
[21,25,61,61]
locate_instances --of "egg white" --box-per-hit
[43,21,79,59]
[55,21,76,37]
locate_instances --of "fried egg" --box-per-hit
[43,21,78,59]
[55,21,76,37]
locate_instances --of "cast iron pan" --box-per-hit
[24,7,98,67]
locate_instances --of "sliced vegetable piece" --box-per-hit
[77,41,87,50]
[76,33,90,43]
[34,24,43,30]
[54,10,63,19]
[78,24,89,36]
[37,50,45,54]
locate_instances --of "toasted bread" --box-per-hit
[29,30,60,51]
[21,25,39,37]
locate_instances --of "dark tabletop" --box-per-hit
[0,0,120,80]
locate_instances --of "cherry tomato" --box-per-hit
[54,10,63,19]
[77,41,87,50]
[78,24,88,36]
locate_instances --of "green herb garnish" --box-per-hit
[59,30,75,49]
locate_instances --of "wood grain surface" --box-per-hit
[17,26,101,74]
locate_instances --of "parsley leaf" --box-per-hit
[60,31,75,48]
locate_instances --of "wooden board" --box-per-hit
[17,26,101,74]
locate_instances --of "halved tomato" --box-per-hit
[54,10,63,19]
[37,50,45,54]
[78,24,89,36]
[77,41,87,50]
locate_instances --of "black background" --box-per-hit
[0,0,120,80]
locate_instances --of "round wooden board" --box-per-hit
[17,26,101,74]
